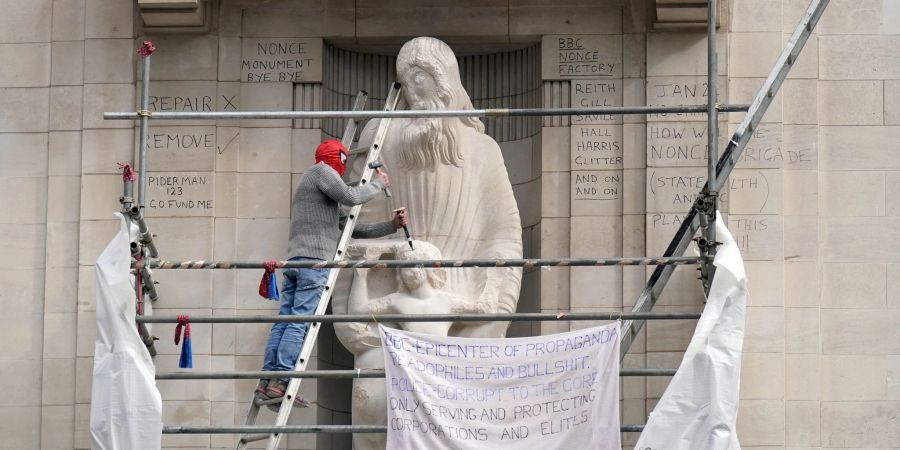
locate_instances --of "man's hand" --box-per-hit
[375,170,390,187]
[392,208,409,230]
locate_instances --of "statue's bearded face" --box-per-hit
[397,65,456,171]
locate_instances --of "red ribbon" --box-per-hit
[174,315,191,345]
[137,40,157,58]
[118,163,137,182]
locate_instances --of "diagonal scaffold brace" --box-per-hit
[620,0,831,360]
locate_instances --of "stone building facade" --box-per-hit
[0,0,898,448]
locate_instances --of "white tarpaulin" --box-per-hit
[635,212,747,450]
[380,323,621,450]
[90,213,162,450]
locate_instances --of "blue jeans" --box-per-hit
[262,257,329,378]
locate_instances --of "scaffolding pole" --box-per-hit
[620,0,832,359]
[136,311,701,324]
[162,425,646,434]
[143,256,706,270]
[156,368,677,380]
[105,104,749,121]
[698,0,720,291]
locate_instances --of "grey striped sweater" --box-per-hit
[288,163,395,260]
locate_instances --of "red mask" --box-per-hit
[315,139,349,176]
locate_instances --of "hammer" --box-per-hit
[368,160,392,198]
[393,207,414,250]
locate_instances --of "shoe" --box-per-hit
[264,379,311,411]
[254,379,271,403]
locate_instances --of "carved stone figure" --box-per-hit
[331,36,523,450]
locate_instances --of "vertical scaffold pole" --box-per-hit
[699,0,719,292]
[136,41,155,207]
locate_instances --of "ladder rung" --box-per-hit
[255,397,283,407]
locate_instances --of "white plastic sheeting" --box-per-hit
[90,213,162,450]
[635,213,747,450]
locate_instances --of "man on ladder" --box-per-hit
[256,138,408,408]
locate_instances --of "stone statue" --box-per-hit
[331,36,523,450]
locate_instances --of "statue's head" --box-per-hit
[394,241,446,291]
[395,37,485,171]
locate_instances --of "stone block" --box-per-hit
[727,77,781,123]
[887,80,900,126]
[161,401,211,448]
[541,127,569,172]
[240,82,293,128]
[152,271,212,309]
[819,35,900,80]
[623,33,645,79]
[740,352,785,399]
[622,78,646,126]
[647,33,717,77]
[358,5,506,41]
[46,222,79,268]
[0,224,45,269]
[148,217,214,260]
[0,407,41,449]
[744,306,785,353]
[509,5,621,36]
[729,32,782,78]
[0,88,49,132]
[622,169,645,215]
[144,171,215,217]
[234,218,290,261]
[569,216,622,309]
[781,125,817,171]
[8,187,47,241]
[41,358,75,405]
[646,351,682,398]
[291,128,321,173]
[0,314,42,359]
[84,0,132,39]
[82,83,133,129]
[541,35,623,80]
[730,0,782,32]
[79,174,123,220]
[820,126,900,170]
[744,261,783,306]
[785,400,820,447]
[647,166,708,214]
[0,0,51,43]
[77,219,116,265]
[820,355,887,401]
[142,34,217,81]
[571,169,623,216]
[237,127,292,173]
[81,128,133,173]
[817,0,882,35]
[500,139,534,185]
[0,359,41,406]
[41,405,75,450]
[0,269,44,314]
[645,308,697,352]
[821,308,900,355]
[783,170,817,216]
[818,80,883,126]
[0,133,48,177]
[48,131,81,176]
[218,37,241,82]
[213,172,236,219]
[156,354,212,401]
[647,121,726,168]
[44,267,78,313]
[781,79,816,125]
[786,353,819,400]
[728,168,782,215]
[541,171,570,217]
[890,355,900,400]
[821,262,885,308]
[49,85,83,130]
[785,307,818,354]
[888,264,900,310]
[52,0,85,40]
[235,172,291,219]
[0,43,51,88]
[144,80,217,126]
[783,215,815,261]
[83,39,134,84]
[622,123,645,169]
[821,216,900,262]
[141,125,217,171]
[821,401,900,448]
[736,399,785,446]
[240,5,353,38]
[732,123,786,170]
[73,403,90,448]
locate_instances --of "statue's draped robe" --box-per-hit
[354,119,523,337]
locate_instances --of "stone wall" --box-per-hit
[0,0,898,448]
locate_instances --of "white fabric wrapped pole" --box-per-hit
[90,213,162,450]
[635,212,747,450]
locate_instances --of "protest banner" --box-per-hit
[380,322,621,449]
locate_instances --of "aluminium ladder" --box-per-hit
[236,83,403,450]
